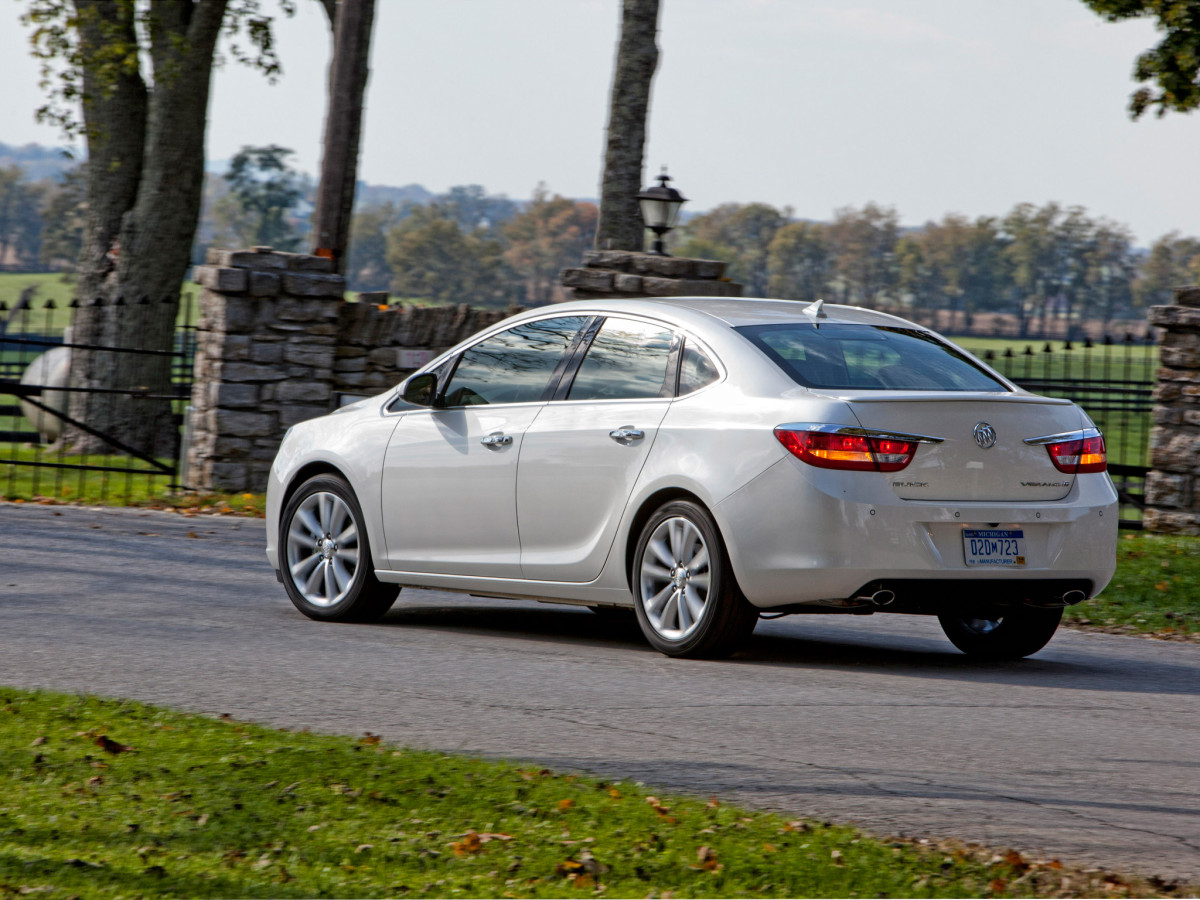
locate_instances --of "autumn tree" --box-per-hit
[1081,0,1200,118]
[675,203,789,297]
[504,187,599,305]
[767,221,832,302]
[595,0,660,252]
[827,203,900,307]
[1134,231,1200,306]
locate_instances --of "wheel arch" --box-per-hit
[279,461,351,538]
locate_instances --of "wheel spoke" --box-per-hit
[331,558,353,592]
[304,560,326,595]
[335,522,358,545]
[686,545,708,573]
[642,563,672,582]
[676,587,693,631]
[290,553,320,579]
[323,559,337,600]
[689,572,710,590]
[296,508,322,541]
[645,583,673,618]
[661,590,680,631]
[683,585,705,622]
[649,538,674,569]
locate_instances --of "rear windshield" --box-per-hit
[735,323,1009,392]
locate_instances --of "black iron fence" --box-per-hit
[0,294,197,503]
[976,333,1154,528]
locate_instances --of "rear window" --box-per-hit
[736,323,1008,392]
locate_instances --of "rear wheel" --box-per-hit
[632,500,757,658]
[280,474,399,622]
[938,606,1062,660]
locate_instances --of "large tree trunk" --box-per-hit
[595,0,660,252]
[311,0,376,275]
[64,0,148,454]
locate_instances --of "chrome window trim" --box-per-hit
[1023,427,1103,446]
[777,422,945,444]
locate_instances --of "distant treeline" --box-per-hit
[2,141,1197,326]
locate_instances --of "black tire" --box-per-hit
[279,474,399,622]
[937,606,1063,660]
[631,500,757,658]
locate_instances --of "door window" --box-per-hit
[442,316,587,406]
[567,318,674,401]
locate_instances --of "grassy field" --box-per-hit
[0,688,1186,899]
[0,272,203,334]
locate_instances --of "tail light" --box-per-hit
[774,427,918,473]
[1044,434,1106,474]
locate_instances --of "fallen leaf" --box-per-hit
[30,736,46,746]
[355,844,374,854]
[990,878,1007,893]
[608,788,621,799]
[557,798,575,811]
[1002,848,1028,873]
[830,849,844,866]
[359,732,382,745]
[763,842,777,852]
[694,845,723,872]
[451,831,483,856]
[94,734,133,754]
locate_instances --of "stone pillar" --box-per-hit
[560,250,743,300]
[1144,285,1200,534]
[185,247,344,493]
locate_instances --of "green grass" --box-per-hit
[0,688,1183,899]
[1067,532,1200,638]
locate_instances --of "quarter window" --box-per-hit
[568,318,674,401]
[678,342,720,395]
[442,316,587,406]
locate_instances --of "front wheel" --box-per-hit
[938,606,1063,660]
[280,474,399,622]
[632,500,757,658]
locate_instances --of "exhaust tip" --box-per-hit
[851,589,895,607]
[1061,589,1086,606]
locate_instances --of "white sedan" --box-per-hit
[265,298,1117,659]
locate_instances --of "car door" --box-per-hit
[381,315,588,577]
[517,316,676,582]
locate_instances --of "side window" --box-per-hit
[568,318,674,401]
[678,341,720,395]
[442,316,587,407]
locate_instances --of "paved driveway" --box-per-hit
[2,503,1197,884]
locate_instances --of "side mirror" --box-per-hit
[402,372,439,407]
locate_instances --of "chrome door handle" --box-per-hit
[609,428,644,443]
[480,432,513,447]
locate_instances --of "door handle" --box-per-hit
[480,432,513,447]
[609,428,644,444]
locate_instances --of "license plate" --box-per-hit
[963,529,1026,567]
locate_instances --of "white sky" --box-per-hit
[2,0,1199,245]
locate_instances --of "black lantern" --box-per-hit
[636,169,687,256]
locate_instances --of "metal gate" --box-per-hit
[0,293,197,503]
[979,333,1154,529]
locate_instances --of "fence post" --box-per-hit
[1144,285,1200,534]
[185,248,343,493]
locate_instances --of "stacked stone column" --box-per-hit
[1145,286,1200,533]
[186,248,343,492]
[561,250,743,299]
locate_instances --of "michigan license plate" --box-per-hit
[963,529,1026,567]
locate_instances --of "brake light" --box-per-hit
[1045,434,1106,474]
[774,428,918,472]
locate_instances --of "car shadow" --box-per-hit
[374,598,1200,697]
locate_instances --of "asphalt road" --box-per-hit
[2,503,1198,885]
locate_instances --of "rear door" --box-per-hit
[517,316,676,582]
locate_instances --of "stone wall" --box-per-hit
[184,248,520,493]
[561,250,742,300]
[1144,285,1200,533]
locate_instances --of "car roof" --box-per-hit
[541,296,923,331]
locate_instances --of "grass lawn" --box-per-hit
[0,272,202,333]
[1067,532,1200,638]
[0,688,1185,899]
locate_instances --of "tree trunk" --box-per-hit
[64,0,148,454]
[65,0,227,459]
[595,0,660,252]
[311,0,376,275]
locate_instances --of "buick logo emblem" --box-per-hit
[973,422,997,449]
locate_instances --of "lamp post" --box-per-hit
[636,169,687,256]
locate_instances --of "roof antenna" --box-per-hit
[802,298,827,319]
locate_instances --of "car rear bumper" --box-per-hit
[716,457,1119,610]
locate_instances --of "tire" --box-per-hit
[631,500,757,658]
[937,606,1063,660]
[280,474,399,622]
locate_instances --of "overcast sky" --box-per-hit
[3,0,1199,245]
